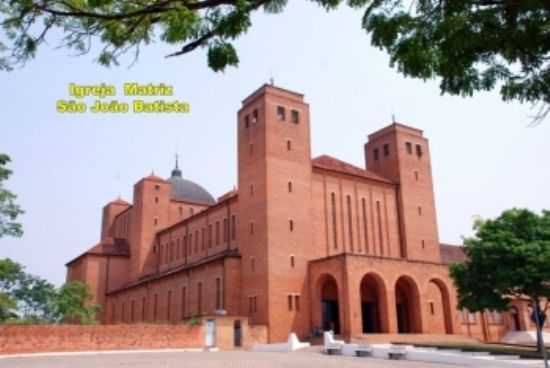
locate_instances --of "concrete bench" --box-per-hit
[388,346,407,360]
[325,346,342,355]
[355,345,373,357]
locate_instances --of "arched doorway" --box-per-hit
[510,306,521,331]
[395,276,422,333]
[428,279,453,334]
[360,273,389,333]
[320,275,341,334]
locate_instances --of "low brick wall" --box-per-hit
[0,324,202,354]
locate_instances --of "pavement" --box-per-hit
[0,348,471,368]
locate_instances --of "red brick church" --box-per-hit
[66,84,539,344]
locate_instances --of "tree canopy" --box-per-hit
[0,258,99,324]
[0,154,23,238]
[450,208,550,352]
[1,1,549,119]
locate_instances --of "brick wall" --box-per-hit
[0,324,201,354]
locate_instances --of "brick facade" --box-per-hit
[66,84,546,346]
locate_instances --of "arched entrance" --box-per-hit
[510,306,521,331]
[320,274,341,334]
[360,273,389,333]
[395,276,422,333]
[428,279,453,334]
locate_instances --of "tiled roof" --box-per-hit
[440,243,466,264]
[312,155,393,184]
[66,238,130,265]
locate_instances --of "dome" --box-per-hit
[167,162,215,205]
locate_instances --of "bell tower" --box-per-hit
[237,84,313,342]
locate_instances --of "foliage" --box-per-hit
[0,258,99,324]
[1,1,550,119]
[0,154,23,238]
[450,208,550,352]
[55,281,99,325]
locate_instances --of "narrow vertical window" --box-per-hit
[416,144,423,157]
[153,294,158,321]
[249,143,254,156]
[154,197,159,204]
[181,287,187,320]
[252,109,258,124]
[287,140,292,151]
[231,215,236,240]
[131,300,135,322]
[223,218,228,242]
[376,201,384,255]
[216,278,221,310]
[346,195,354,251]
[430,301,435,315]
[250,221,254,234]
[289,219,294,232]
[176,239,181,259]
[142,297,146,321]
[362,198,369,254]
[331,192,338,249]
[288,295,293,311]
[383,144,390,157]
[421,239,426,249]
[167,290,172,321]
[189,234,193,254]
[373,148,379,161]
[288,181,293,193]
[197,283,203,315]
[201,228,205,250]
[290,255,295,268]
[291,110,300,124]
[216,221,220,245]
[277,105,286,121]
[250,183,254,196]
[418,206,422,216]
[251,257,255,272]
[414,171,419,181]
[253,296,257,313]
[208,224,213,248]
[406,142,413,154]
[154,218,158,226]
[155,184,160,191]
[195,230,199,252]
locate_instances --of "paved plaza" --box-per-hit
[0,349,475,368]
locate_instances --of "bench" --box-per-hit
[325,346,342,355]
[388,346,407,360]
[355,345,373,357]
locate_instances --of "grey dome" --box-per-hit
[168,165,215,205]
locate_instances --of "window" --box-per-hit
[170,241,174,261]
[155,184,160,191]
[406,142,413,154]
[153,294,158,320]
[223,218,228,242]
[331,192,338,249]
[250,257,255,272]
[154,197,159,204]
[291,109,299,124]
[362,198,369,254]
[249,143,254,156]
[216,221,220,245]
[194,230,199,252]
[376,201,384,255]
[421,239,426,249]
[416,144,423,158]
[253,296,257,313]
[347,195,353,251]
[189,233,193,254]
[383,144,390,157]
[197,282,203,314]
[167,290,172,321]
[216,278,222,310]
[154,218,158,226]
[252,109,258,124]
[231,215,236,240]
[176,239,181,259]
[373,148,379,161]
[277,105,286,121]
[294,295,300,312]
[208,224,212,248]
[290,255,295,268]
[142,297,146,321]
[250,183,254,196]
[418,206,422,216]
[289,219,294,232]
[181,287,187,319]
[429,301,435,315]
[287,140,292,151]
[201,228,205,250]
[131,300,135,322]
[414,171,419,181]
[288,181,293,193]
[288,295,293,311]
[250,221,254,235]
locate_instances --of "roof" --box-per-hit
[312,155,393,184]
[168,165,216,206]
[66,238,130,266]
[440,243,466,264]
[107,198,130,206]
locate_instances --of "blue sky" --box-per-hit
[1,2,549,286]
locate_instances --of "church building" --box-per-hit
[66,84,539,344]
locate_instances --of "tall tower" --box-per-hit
[237,84,313,342]
[364,123,440,263]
